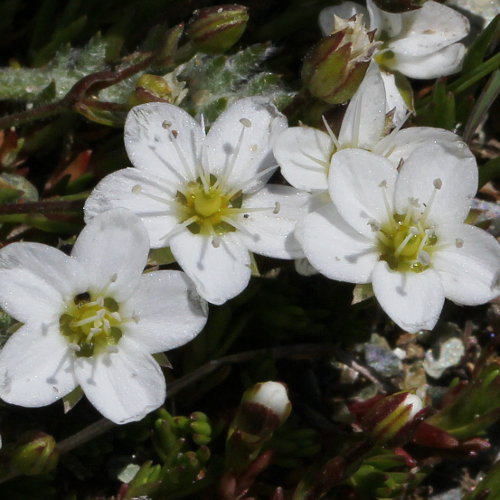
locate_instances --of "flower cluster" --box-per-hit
[318,0,470,122]
[0,0,497,434]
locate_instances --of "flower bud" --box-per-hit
[226,381,291,472]
[10,432,59,475]
[242,381,291,425]
[302,14,378,104]
[187,4,249,54]
[129,71,188,107]
[350,392,425,446]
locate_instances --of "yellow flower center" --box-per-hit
[59,292,123,357]
[176,175,242,236]
[377,213,438,273]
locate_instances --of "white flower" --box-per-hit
[85,98,310,305]
[295,142,500,333]
[320,0,469,78]
[0,209,207,424]
[319,0,470,122]
[274,63,461,195]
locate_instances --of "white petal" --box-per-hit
[84,168,178,249]
[124,102,204,183]
[339,63,386,150]
[389,43,466,79]
[296,203,378,283]
[318,2,368,35]
[329,149,397,237]
[72,209,149,302]
[0,324,76,407]
[273,127,332,192]
[372,261,444,333]
[367,0,402,34]
[169,230,251,305]
[389,1,469,57]
[75,338,165,424]
[122,270,207,353]
[394,141,477,225]
[238,185,311,259]
[0,243,85,323]
[433,224,500,305]
[203,97,287,194]
[379,70,409,128]
[375,127,462,167]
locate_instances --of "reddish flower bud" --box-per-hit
[187,4,249,54]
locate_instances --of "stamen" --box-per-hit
[214,123,248,190]
[321,115,340,150]
[301,151,330,169]
[240,118,252,128]
[273,202,280,214]
[417,251,431,266]
[226,164,278,198]
[415,229,430,257]
[368,220,380,232]
[160,215,198,242]
[132,184,142,194]
[394,226,418,257]
[168,130,196,179]
[421,178,443,224]
[220,215,258,240]
[379,180,396,230]
[455,238,464,248]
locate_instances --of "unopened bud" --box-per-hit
[187,4,249,54]
[242,381,291,425]
[10,432,59,475]
[129,70,188,107]
[350,392,425,445]
[302,14,378,104]
[226,381,291,472]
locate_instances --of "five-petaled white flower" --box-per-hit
[0,209,208,424]
[295,142,500,333]
[85,97,310,305]
[319,0,470,123]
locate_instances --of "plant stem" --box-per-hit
[0,53,153,130]
[0,199,83,215]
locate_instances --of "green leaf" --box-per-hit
[479,157,500,188]
[462,14,500,75]
[463,70,500,143]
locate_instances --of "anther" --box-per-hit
[110,273,118,283]
[433,178,442,190]
[455,238,464,248]
[367,220,380,232]
[107,346,119,354]
[379,180,387,188]
[212,236,221,248]
[171,130,179,138]
[273,202,280,214]
[240,118,252,128]
[132,184,142,194]
[417,251,431,266]
[162,121,172,129]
